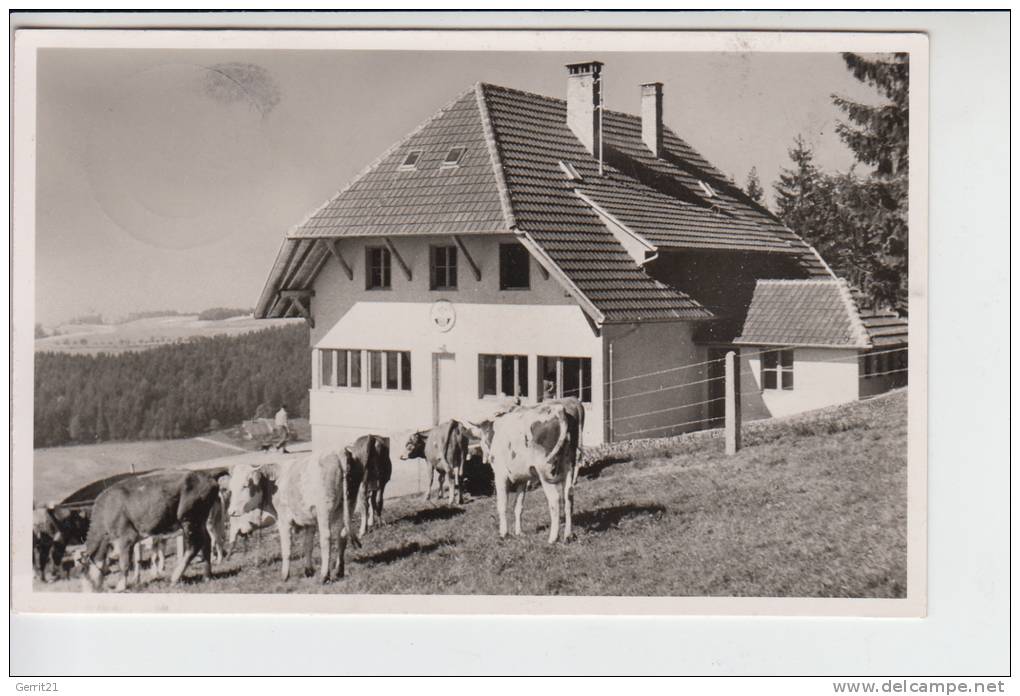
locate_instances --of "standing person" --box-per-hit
[274,404,291,454]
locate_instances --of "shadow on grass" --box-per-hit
[355,539,453,566]
[396,506,466,525]
[580,455,633,480]
[573,503,667,533]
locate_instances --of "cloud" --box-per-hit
[201,62,281,117]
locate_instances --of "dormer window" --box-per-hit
[698,180,717,198]
[441,147,466,168]
[399,149,423,171]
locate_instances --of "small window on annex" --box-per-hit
[761,349,794,390]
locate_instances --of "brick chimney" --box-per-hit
[641,82,663,157]
[566,61,604,168]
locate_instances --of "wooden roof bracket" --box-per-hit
[383,237,412,281]
[280,289,315,329]
[324,239,353,280]
[451,235,481,281]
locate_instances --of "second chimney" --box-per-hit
[566,61,604,166]
[641,82,663,157]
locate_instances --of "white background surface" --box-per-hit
[7,10,1011,676]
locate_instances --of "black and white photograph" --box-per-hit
[13,27,928,616]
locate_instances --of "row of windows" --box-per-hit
[365,243,531,291]
[319,349,592,403]
[320,349,411,392]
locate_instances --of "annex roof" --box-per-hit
[734,279,872,349]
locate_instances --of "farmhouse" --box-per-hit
[254,61,907,448]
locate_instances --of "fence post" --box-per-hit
[725,349,742,455]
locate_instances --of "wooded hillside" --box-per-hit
[34,325,310,447]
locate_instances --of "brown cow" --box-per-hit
[401,420,470,505]
[80,470,222,592]
[344,434,392,536]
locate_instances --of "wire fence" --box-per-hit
[605,344,908,441]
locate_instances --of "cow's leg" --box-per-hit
[36,539,52,582]
[538,479,562,544]
[81,536,109,593]
[366,487,377,531]
[513,486,526,537]
[301,525,316,578]
[279,519,293,581]
[423,466,435,502]
[112,537,132,592]
[193,523,213,582]
[456,466,464,505]
[563,478,574,542]
[316,508,332,584]
[358,483,370,538]
[131,542,142,586]
[332,516,347,580]
[170,522,200,584]
[494,477,510,538]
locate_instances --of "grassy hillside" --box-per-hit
[40,390,908,598]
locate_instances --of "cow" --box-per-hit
[224,451,359,583]
[32,505,88,582]
[132,492,229,581]
[343,434,392,536]
[79,469,222,592]
[401,420,470,505]
[486,402,579,544]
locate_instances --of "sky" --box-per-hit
[34,48,880,326]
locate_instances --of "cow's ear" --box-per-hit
[249,469,262,486]
[217,474,230,491]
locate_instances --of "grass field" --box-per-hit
[37,390,907,598]
[33,419,312,504]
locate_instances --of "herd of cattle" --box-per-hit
[32,397,586,592]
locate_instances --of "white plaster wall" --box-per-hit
[741,347,860,419]
[309,301,604,456]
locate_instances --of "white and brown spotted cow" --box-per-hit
[401,420,471,506]
[486,402,579,544]
[224,452,359,583]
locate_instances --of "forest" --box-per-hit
[34,324,310,448]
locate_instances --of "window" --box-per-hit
[478,354,528,398]
[319,349,362,389]
[441,147,466,167]
[558,160,583,181]
[698,180,717,198]
[761,349,794,390]
[538,356,592,403]
[399,149,423,170]
[366,247,391,290]
[430,245,458,290]
[499,243,530,290]
[368,350,411,391]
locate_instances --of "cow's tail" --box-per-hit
[544,408,570,468]
[342,461,361,550]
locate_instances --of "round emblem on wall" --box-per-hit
[430,300,456,333]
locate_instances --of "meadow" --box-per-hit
[37,390,908,598]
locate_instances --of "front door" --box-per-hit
[432,352,457,425]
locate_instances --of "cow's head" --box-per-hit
[224,463,276,539]
[400,431,428,461]
[464,420,496,464]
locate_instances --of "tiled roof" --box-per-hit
[290,87,508,239]
[480,84,711,322]
[860,310,909,348]
[734,279,871,348]
[257,78,833,323]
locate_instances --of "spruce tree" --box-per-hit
[744,166,765,205]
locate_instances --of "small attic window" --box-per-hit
[399,149,423,171]
[698,180,717,198]
[558,161,583,182]
[441,147,466,168]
